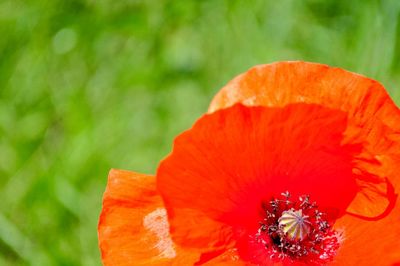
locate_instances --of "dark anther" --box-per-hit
[256,192,340,264]
[281,191,291,199]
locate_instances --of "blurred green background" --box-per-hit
[1,0,400,265]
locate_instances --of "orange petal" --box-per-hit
[333,198,400,265]
[157,103,371,262]
[334,177,400,265]
[166,207,235,254]
[200,249,246,266]
[209,61,400,218]
[333,158,399,265]
[98,169,199,266]
[209,62,400,135]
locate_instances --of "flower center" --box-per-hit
[278,209,310,241]
[254,192,340,264]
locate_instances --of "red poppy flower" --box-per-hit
[98,61,400,265]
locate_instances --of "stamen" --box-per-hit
[255,192,340,264]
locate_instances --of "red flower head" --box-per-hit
[98,62,400,265]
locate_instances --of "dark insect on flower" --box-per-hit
[98,62,400,265]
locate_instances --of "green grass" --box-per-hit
[1,0,399,265]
